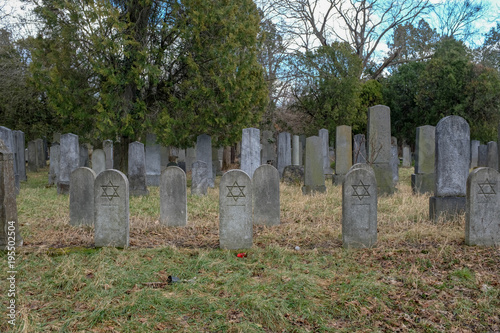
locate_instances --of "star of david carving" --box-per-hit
[101,180,120,201]
[352,180,371,201]
[478,178,496,197]
[226,181,246,202]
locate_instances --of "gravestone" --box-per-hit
[261,130,276,166]
[253,165,280,226]
[241,128,261,178]
[58,133,80,194]
[191,161,208,196]
[48,143,60,185]
[13,130,26,183]
[27,140,38,172]
[35,138,45,168]
[487,141,498,170]
[470,140,479,168]
[353,134,367,164]
[333,125,352,185]
[429,116,470,222]
[222,146,231,170]
[299,135,306,166]
[145,133,161,186]
[319,129,333,175]
[466,167,500,246]
[349,163,375,176]
[94,169,129,247]
[367,105,394,194]
[302,136,326,194]
[112,142,121,170]
[160,146,169,169]
[342,167,377,248]
[391,137,399,185]
[196,134,214,187]
[219,170,253,249]
[79,144,89,167]
[178,149,186,163]
[411,125,435,194]
[0,139,23,250]
[160,166,187,227]
[70,167,96,226]
[185,147,196,173]
[0,127,19,191]
[52,132,61,144]
[277,132,291,176]
[402,145,411,168]
[128,141,149,196]
[103,140,113,169]
[91,149,106,175]
[292,135,300,166]
[282,165,304,185]
[478,144,487,167]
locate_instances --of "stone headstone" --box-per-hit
[0,127,18,187]
[48,143,60,185]
[299,135,306,166]
[342,167,377,248]
[196,134,214,187]
[319,129,333,175]
[79,144,89,167]
[302,136,326,194]
[185,147,196,173]
[58,133,80,194]
[412,125,435,194]
[212,147,222,177]
[402,145,411,168]
[333,125,352,185]
[353,134,367,164]
[391,137,399,185]
[261,130,276,166]
[465,167,500,246]
[52,132,61,144]
[160,146,169,169]
[145,133,161,186]
[178,149,186,163]
[35,138,45,168]
[13,131,26,183]
[0,139,23,250]
[470,140,479,168]
[253,165,280,226]
[103,140,113,169]
[70,167,96,226]
[91,149,106,175]
[367,105,394,194]
[292,135,300,166]
[487,141,498,171]
[191,160,209,196]
[478,144,487,167]
[128,141,149,196]
[160,166,187,227]
[277,132,291,176]
[430,116,470,222]
[94,169,129,247]
[282,165,304,185]
[241,128,261,178]
[349,163,375,176]
[222,146,231,170]
[219,170,253,249]
[27,140,38,172]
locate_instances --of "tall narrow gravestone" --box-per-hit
[241,128,261,178]
[27,140,38,172]
[13,130,26,183]
[48,143,60,185]
[79,144,89,167]
[196,134,214,187]
[478,144,487,167]
[402,145,411,168]
[487,141,498,171]
[219,170,253,249]
[103,140,113,169]
[333,125,352,185]
[160,166,187,227]
[191,161,208,196]
[319,129,333,175]
[353,134,367,164]
[70,167,96,226]
[302,136,326,194]
[253,165,280,226]
[261,130,276,166]
[390,137,399,185]
[470,140,479,169]
[292,135,300,166]
[411,125,435,194]
[430,116,470,222]
[0,126,18,190]
[145,133,161,186]
[58,133,80,194]
[128,141,149,196]
[91,149,106,175]
[0,139,23,250]
[466,167,500,246]
[277,132,291,176]
[35,138,45,168]
[94,169,129,247]
[342,167,377,248]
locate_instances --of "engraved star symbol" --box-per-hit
[101,180,120,201]
[226,181,246,202]
[478,178,496,197]
[352,180,371,201]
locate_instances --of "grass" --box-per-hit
[1,166,499,332]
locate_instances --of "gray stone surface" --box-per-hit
[470,140,479,168]
[0,139,23,250]
[128,141,149,196]
[35,138,45,168]
[349,163,375,176]
[391,137,399,185]
[79,144,89,167]
[402,145,411,168]
[91,149,106,175]
[58,133,80,194]
[94,169,129,247]
[487,141,498,170]
[185,147,196,173]
[52,132,61,144]
[103,140,113,169]
[465,167,500,246]
[302,136,326,194]
[342,167,377,248]
[282,165,304,185]
[0,127,17,186]
[48,144,60,185]
[27,140,37,172]
[353,134,367,164]
[178,149,186,163]
[299,135,306,166]
[429,196,466,221]
[277,132,291,176]
[160,146,169,169]
[478,144,487,167]
[414,125,435,174]
[253,165,280,226]
[411,173,435,194]
[334,125,352,185]
[261,130,276,166]
[13,130,26,183]
[160,166,187,227]
[145,133,161,186]
[191,161,208,196]
[70,167,96,226]
[319,129,333,175]
[196,134,214,187]
[241,128,261,178]
[292,135,300,166]
[219,170,253,249]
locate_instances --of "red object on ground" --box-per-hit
[236,253,247,258]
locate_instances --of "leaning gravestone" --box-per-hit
[470,140,479,169]
[128,141,149,196]
[241,128,261,178]
[430,116,470,222]
[160,166,187,227]
[353,134,367,164]
[48,143,60,185]
[27,140,38,172]
[466,167,500,246]
[411,125,435,194]
[191,160,208,196]
[342,167,377,248]
[35,138,45,168]
[333,125,352,185]
[145,133,161,186]
[302,136,326,194]
[94,169,129,247]
[277,132,291,176]
[196,134,214,187]
[91,149,106,175]
[70,167,96,226]
[219,170,253,249]
[0,139,23,250]
[478,144,487,167]
[103,140,113,169]
[13,130,26,182]
[79,144,89,167]
[487,141,498,171]
[253,165,280,226]
[58,133,80,194]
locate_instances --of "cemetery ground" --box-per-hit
[1,168,499,333]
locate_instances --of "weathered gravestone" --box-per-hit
[261,130,276,166]
[478,144,487,167]
[349,163,375,175]
[160,166,187,227]
[470,140,479,168]
[94,169,129,247]
[241,128,261,178]
[333,125,352,185]
[145,133,161,186]
[35,138,45,168]
[191,161,208,196]
[196,134,214,187]
[48,143,60,185]
[128,141,149,196]
[0,139,23,250]
[70,167,96,226]
[277,132,291,176]
[353,134,367,164]
[58,133,80,194]
[299,135,306,166]
[292,135,300,166]
[79,144,89,167]
[302,136,326,194]
[91,149,106,175]
[402,145,411,168]
[253,165,280,226]
[411,125,435,194]
[0,127,20,192]
[465,167,500,246]
[391,137,399,185]
[342,166,377,248]
[103,140,113,169]
[219,170,253,249]
[27,140,38,172]
[319,128,333,175]
[430,116,470,222]
[487,141,498,171]
[13,130,26,183]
